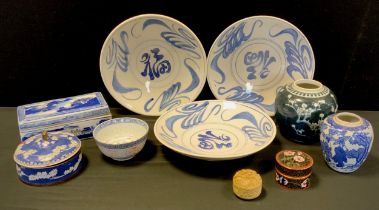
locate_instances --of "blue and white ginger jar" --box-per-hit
[275,79,338,144]
[320,112,374,173]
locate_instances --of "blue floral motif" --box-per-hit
[197,131,232,150]
[211,20,263,84]
[140,48,171,80]
[270,28,313,80]
[244,50,276,80]
[144,58,200,112]
[143,19,200,59]
[218,86,274,112]
[222,111,273,146]
[106,31,142,100]
[162,101,222,138]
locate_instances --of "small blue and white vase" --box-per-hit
[320,112,374,173]
[275,79,338,144]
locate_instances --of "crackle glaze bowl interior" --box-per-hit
[154,100,276,161]
[100,14,207,116]
[93,118,149,161]
[207,15,315,116]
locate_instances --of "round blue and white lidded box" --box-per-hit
[14,131,83,185]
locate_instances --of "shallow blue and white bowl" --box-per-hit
[93,117,149,161]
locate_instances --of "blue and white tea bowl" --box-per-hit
[93,117,149,161]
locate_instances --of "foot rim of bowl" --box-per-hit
[112,156,134,161]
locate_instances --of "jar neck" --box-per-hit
[292,79,324,94]
[333,112,363,127]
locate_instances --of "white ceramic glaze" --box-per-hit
[93,118,149,161]
[100,14,207,116]
[207,16,315,116]
[154,100,276,160]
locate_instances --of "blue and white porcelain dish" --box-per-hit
[154,100,276,160]
[207,16,315,116]
[99,14,207,116]
[93,117,149,161]
[14,131,82,185]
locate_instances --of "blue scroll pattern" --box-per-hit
[218,86,274,112]
[141,19,202,113]
[106,31,142,100]
[158,101,274,150]
[162,101,222,139]
[210,20,263,84]
[197,131,232,150]
[106,31,129,72]
[270,28,313,80]
[143,19,201,59]
[222,111,273,146]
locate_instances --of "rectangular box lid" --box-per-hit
[18,92,111,130]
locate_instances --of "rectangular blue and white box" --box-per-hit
[17,92,112,141]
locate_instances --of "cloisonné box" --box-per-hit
[17,92,112,141]
[275,150,313,190]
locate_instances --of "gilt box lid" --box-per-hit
[275,150,313,177]
[17,92,110,130]
[14,131,81,168]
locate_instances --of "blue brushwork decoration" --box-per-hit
[210,20,263,84]
[140,48,171,80]
[143,18,200,59]
[144,58,200,112]
[197,131,232,150]
[218,86,274,112]
[244,50,276,80]
[270,28,313,80]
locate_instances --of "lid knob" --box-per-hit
[42,131,49,141]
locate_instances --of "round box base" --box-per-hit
[275,169,310,190]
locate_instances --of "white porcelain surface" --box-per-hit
[207,16,315,116]
[93,118,149,161]
[100,14,207,116]
[154,100,276,160]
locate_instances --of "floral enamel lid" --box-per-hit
[14,131,81,168]
[275,150,313,177]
